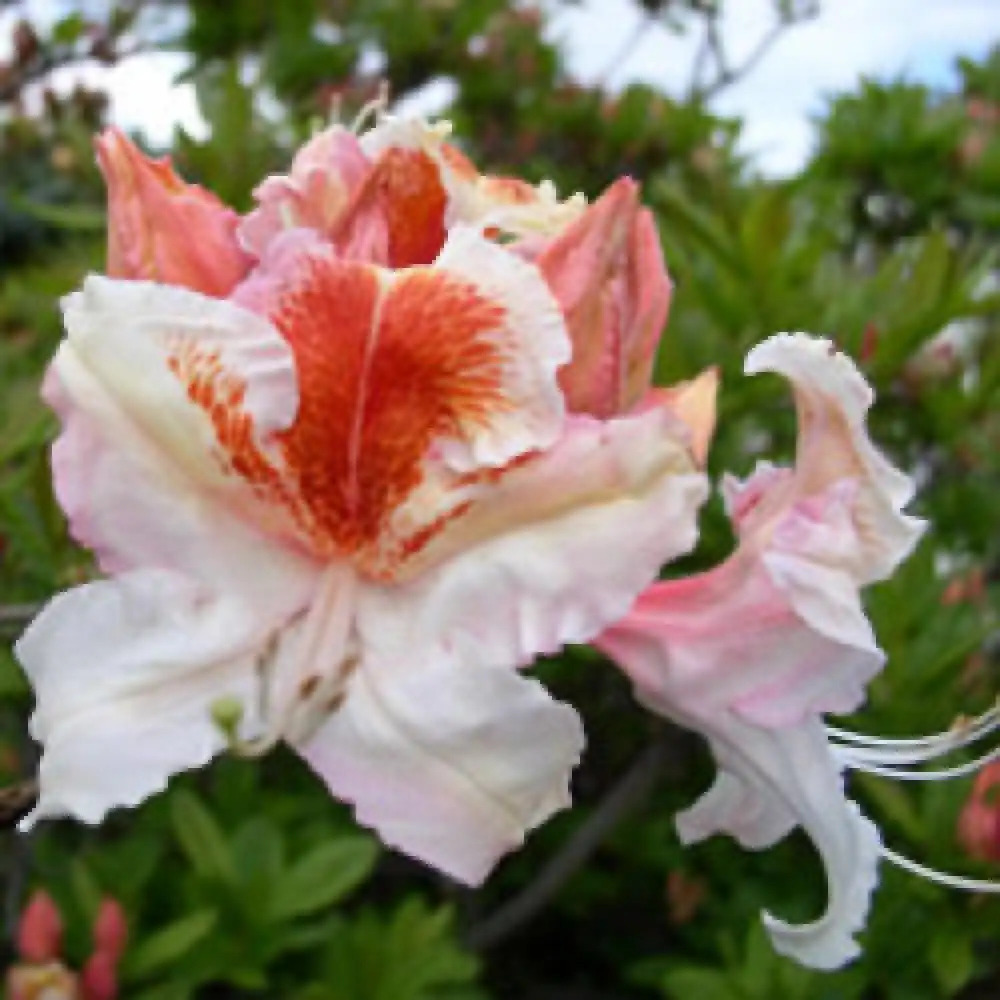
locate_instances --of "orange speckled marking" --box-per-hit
[172,252,510,578]
[166,341,293,503]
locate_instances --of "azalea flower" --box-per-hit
[598,333,927,968]
[16,117,711,885]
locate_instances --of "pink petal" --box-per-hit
[228,226,571,576]
[361,405,708,667]
[677,718,881,969]
[298,656,583,884]
[537,178,671,417]
[742,334,925,583]
[596,334,924,968]
[239,126,371,258]
[96,128,251,296]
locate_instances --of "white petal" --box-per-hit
[745,333,925,583]
[50,279,317,600]
[17,570,273,826]
[62,276,297,480]
[297,657,584,884]
[675,716,881,970]
[431,226,570,470]
[368,409,708,668]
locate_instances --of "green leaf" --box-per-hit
[70,858,103,923]
[232,815,284,921]
[51,12,86,45]
[5,194,106,231]
[271,835,378,920]
[928,920,975,994]
[170,788,236,884]
[659,967,734,1000]
[125,909,219,980]
[0,649,30,698]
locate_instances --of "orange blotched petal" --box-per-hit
[223,228,568,577]
[96,128,251,297]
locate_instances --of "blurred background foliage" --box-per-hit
[1,0,1000,997]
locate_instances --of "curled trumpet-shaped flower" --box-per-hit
[599,334,926,969]
[18,119,710,884]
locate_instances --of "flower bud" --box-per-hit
[80,950,117,1000]
[92,898,127,963]
[958,761,1000,863]
[537,177,671,417]
[17,890,62,963]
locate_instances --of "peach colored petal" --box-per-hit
[537,178,671,417]
[96,128,251,296]
[239,125,370,258]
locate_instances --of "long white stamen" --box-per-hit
[350,81,390,134]
[838,743,1000,781]
[828,703,1000,750]
[827,704,1000,767]
[883,847,1000,893]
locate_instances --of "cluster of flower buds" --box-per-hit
[6,891,127,1000]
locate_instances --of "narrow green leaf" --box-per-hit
[271,836,377,920]
[170,789,236,884]
[70,858,102,923]
[125,909,218,980]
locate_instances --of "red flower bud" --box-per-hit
[92,898,128,963]
[80,950,117,1000]
[17,890,62,963]
[958,761,1000,863]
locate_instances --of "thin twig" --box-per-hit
[464,738,668,951]
[0,603,41,633]
[0,41,156,103]
[0,780,36,830]
[686,18,713,101]
[690,3,820,102]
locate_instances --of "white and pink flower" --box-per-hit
[17,117,710,885]
[599,334,926,968]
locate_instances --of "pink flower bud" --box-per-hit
[537,177,672,418]
[91,898,127,963]
[17,890,62,963]
[958,761,1000,863]
[80,950,117,1000]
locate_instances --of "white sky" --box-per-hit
[3,0,999,175]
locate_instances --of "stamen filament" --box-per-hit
[827,704,1000,764]
[351,81,390,134]
[883,847,1000,893]
[838,743,1000,781]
